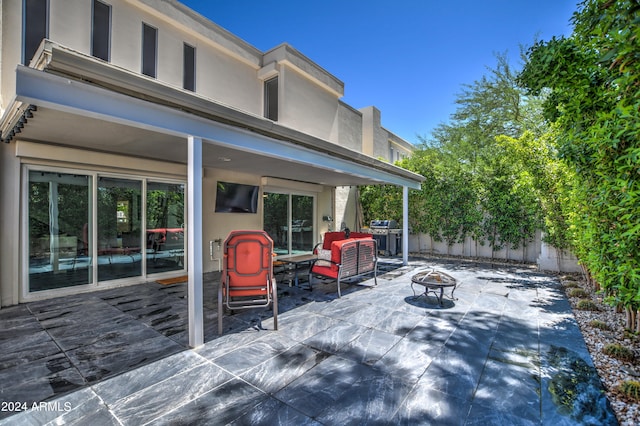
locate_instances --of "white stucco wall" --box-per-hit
[334,186,360,232]
[409,231,581,272]
[537,236,582,273]
[316,187,334,237]
[1,0,22,113]
[110,0,263,113]
[360,106,389,159]
[0,0,262,116]
[336,102,363,152]
[3,0,360,142]
[50,0,92,53]
[409,232,542,264]
[279,65,341,142]
[0,142,21,306]
[361,106,377,157]
[196,48,261,114]
[202,168,263,272]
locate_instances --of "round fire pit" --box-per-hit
[411,269,457,307]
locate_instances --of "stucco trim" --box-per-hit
[263,44,344,97]
[15,141,187,177]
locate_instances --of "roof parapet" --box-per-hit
[262,44,344,98]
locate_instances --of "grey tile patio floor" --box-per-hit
[0,257,618,425]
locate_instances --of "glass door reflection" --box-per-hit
[97,177,142,281]
[263,192,314,255]
[146,181,185,274]
[28,171,92,292]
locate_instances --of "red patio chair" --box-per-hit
[218,230,278,335]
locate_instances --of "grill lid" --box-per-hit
[369,220,398,229]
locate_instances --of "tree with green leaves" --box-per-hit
[519,0,640,331]
[427,52,549,255]
[359,184,402,226]
[361,52,560,260]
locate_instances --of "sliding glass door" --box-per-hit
[263,192,288,254]
[292,195,314,251]
[97,177,142,281]
[263,192,315,255]
[146,181,185,274]
[28,171,92,292]
[26,166,186,295]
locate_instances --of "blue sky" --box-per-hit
[180,1,577,145]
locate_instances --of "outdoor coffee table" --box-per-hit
[411,269,457,306]
[275,254,317,287]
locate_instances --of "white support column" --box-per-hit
[187,136,204,348]
[403,186,409,266]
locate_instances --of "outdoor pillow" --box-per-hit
[316,249,332,267]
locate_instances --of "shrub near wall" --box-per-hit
[361,52,577,268]
[360,134,548,262]
[519,0,640,331]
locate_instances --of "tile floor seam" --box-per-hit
[84,388,124,426]
[120,370,237,425]
[437,287,510,423]
[92,350,213,412]
[105,295,192,349]
[137,376,250,426]
[25,303,90,393]
[463,311,508,424]
[375,324,409,355]
[207,348,284,380]
[535,285,544,423]
[261,358,343,422]
[409,329,454,389]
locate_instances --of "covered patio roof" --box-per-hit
[6,42,423,347]
[6,42,424,189]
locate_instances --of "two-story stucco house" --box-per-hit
[0,0,422,346]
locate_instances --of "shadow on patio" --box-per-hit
[0,257,617,425]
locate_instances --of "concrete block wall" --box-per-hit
[409,231,581,273]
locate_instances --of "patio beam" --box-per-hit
[187,136,204,348]
[403,186,409,265]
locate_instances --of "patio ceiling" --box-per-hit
[13,106,389,187]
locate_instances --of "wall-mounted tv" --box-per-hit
[215,181,259,213]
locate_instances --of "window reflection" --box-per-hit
[146,181,185,274]
[28,171,92,292]
[97,177,142,281]
[263,192,314,255]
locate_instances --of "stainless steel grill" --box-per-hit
[363,220,402,256]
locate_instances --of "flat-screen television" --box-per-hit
[215,181,259,213]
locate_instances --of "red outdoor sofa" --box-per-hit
[308,231,378,297]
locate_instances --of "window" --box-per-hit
[264,76,278,121]
[183,43,196,91]
[23,0,49,65]
[92,0,111,61]
[263,192,314,255]
[142,23,157,77]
